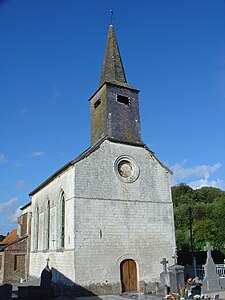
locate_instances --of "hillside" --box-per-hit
[172,184,225,251]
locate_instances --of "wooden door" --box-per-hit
[120,259,137,293]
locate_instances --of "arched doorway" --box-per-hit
[120,259,137,293]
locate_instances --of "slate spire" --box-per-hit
[90,25,142,146]
[99,25,127,86]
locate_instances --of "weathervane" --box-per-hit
[109,9,114,25]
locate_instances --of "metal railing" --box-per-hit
[196,264,225,280]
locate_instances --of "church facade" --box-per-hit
[28,25,176,295]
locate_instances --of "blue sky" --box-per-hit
[0,0,224,235]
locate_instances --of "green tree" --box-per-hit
[172,184,225,251]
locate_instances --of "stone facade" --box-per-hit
[29,140,175,295]
[28,24,176,296]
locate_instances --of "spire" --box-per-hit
[99,25,127,87]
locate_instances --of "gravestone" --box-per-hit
[0,284,12,300]
[40,258,52,300]
[168,264,185,294]
[202,242,221,293]
[160,257,170,295]
[160,251,185,295]
[169,250,185,294]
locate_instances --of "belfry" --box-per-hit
[90,25,142,146]
[27,25,176,296]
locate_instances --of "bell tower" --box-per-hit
[90,25,143,146]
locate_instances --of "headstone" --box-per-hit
[202,242,221,292]
[0,284,12,300]
[160,258,170,295]
[168,264,185,294]
[40,258,52,300]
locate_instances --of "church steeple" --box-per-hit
[89,25,143,146]
[99,25,127,86]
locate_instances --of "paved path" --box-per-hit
[53,291,225,300]
[11,286,225,300]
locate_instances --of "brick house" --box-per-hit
[0,202,31,284]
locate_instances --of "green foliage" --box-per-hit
[172,184,225,251]
[0,235,6,242]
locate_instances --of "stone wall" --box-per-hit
[73,140,175,294]
[29,140,176,295]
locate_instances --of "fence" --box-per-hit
[196,264,225,280]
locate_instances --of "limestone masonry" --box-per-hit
[27,25,176,296]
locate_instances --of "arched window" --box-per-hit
[60,193,65,248]
[46,200,50,250]
[35,205,39,250]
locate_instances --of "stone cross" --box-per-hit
[161,258,168,274]
[46,257,50,268]
[172,248,178,265]
[204,242,213,259]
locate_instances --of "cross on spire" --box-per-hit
[109,10,114,25]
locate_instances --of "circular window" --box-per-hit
[114,156,139,183]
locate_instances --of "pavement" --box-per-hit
[53,293,165,300]
[10,285,225,300]
[52,291,225,300]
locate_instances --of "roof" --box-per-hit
[20,201,31,211]
[99,25,138,91]
[0,229,17,245]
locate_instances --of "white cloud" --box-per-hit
[188,178,225,190]
[21,108,28,114]
[16,180,26,190]
[0,198,21,225]
[32,151,45,157]
[171,160,225,190]
[14,161,23,167]
[53,86,60,98]
[0,153,6,165]
[8,207,21,223]
[171,160,221,179]
[0,198,17,213]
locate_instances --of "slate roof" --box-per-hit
[99,25,138,91]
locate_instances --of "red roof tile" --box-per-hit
[0,229,17,245]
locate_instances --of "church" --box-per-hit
[27,25,176,296]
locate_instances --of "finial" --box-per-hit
[109,9,114,25]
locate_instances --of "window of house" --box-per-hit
[46,200,50,250]
[117,95,130,106]
[60,193,65,248]
[0,255,2,270]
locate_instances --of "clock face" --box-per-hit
[115,156,139,183]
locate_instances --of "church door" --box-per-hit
[120,259,137,293]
